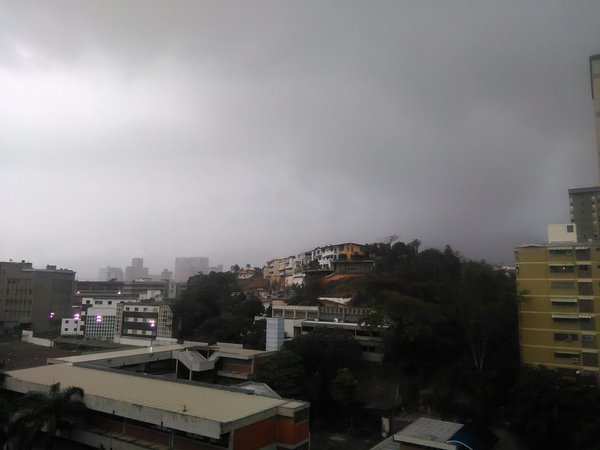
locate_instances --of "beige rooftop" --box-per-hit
[6,364,288,424]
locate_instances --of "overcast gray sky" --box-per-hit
[1,1,600,279]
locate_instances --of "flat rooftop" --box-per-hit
[568,186,600,194]
[395,417,463,450]
[49,342,268,365]
[48,343,187,365]
[6,364,291,425]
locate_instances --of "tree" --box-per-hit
[329,368,358,430]
[243,319,266,350]
[252,351,304,398]
[173,272,242,340]
[510,366,600,450]
[329,368,358,406]
[11,383,87,450]
[286,328,362,412]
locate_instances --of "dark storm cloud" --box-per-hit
[1,1,600,277]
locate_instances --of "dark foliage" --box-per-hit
[173,271,265,343]
[252,350,304,398]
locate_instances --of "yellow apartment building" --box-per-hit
[516,240,600,379]
[337,242,365,260]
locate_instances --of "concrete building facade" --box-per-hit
[0,261,75,334]
[591,54,600,176]
[125,257,149,282]
[115,301,173,341]
[569,187,600,242]
[516,242,600,379]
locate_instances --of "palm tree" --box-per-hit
[10,383,87,450]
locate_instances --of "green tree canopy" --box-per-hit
[252,350,304,398]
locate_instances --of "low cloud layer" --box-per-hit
[1,1,600,278]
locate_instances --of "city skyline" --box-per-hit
[2,2,600,279]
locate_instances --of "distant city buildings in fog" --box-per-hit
[208,264,223,273]
[159,268,173,281]
[95,256,221,283]
[174,257,209,282]
[124,257,149,281]
[98,266,124,281]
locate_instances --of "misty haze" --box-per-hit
[3,2,600,450]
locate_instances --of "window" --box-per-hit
[582,335,596,349]
[567,225,574,233]
[552,314,579,322]
[582,352,599,367]
[108,301,112,305]
[549,265,575,273]
[94,300,102,305]
[550,249,572,256]
[576,248,591,260]
[134,307,139,312]
[555,351,579,359]
[551,281,575,290]
[579,282,593,295]
[143,307,148,312]
[554,333,579,341]
[581,318,596,331]
[579,299,594,313]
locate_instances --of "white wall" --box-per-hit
[21,330,53,347]
[548,223,578,243]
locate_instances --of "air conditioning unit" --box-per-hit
[572,357,580,364]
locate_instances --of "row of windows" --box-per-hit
[4,299,32,305]
[124,329,154,336]
[125,317,157,323]
[553,333,597,347]
[84,300,115,305]
[555,351,599,366]
[550,281,594,294]
[124,306,159,313]
[551,299,595,312]
[548,248,592,258]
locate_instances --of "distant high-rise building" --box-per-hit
[159,269,173,281]
[0,261,75,333]
[208,264,223,273]
[591,54,600,176]
[174,257,209,282]
[125,258,149,281]
[569,187,600,242]
[567,55,600,242]
[98,266,124,281]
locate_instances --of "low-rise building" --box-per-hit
[0,261,75,334]
[115,301,173,342]
[272,301,384,362]
[372,417,496,450]
[5,360,310,450]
